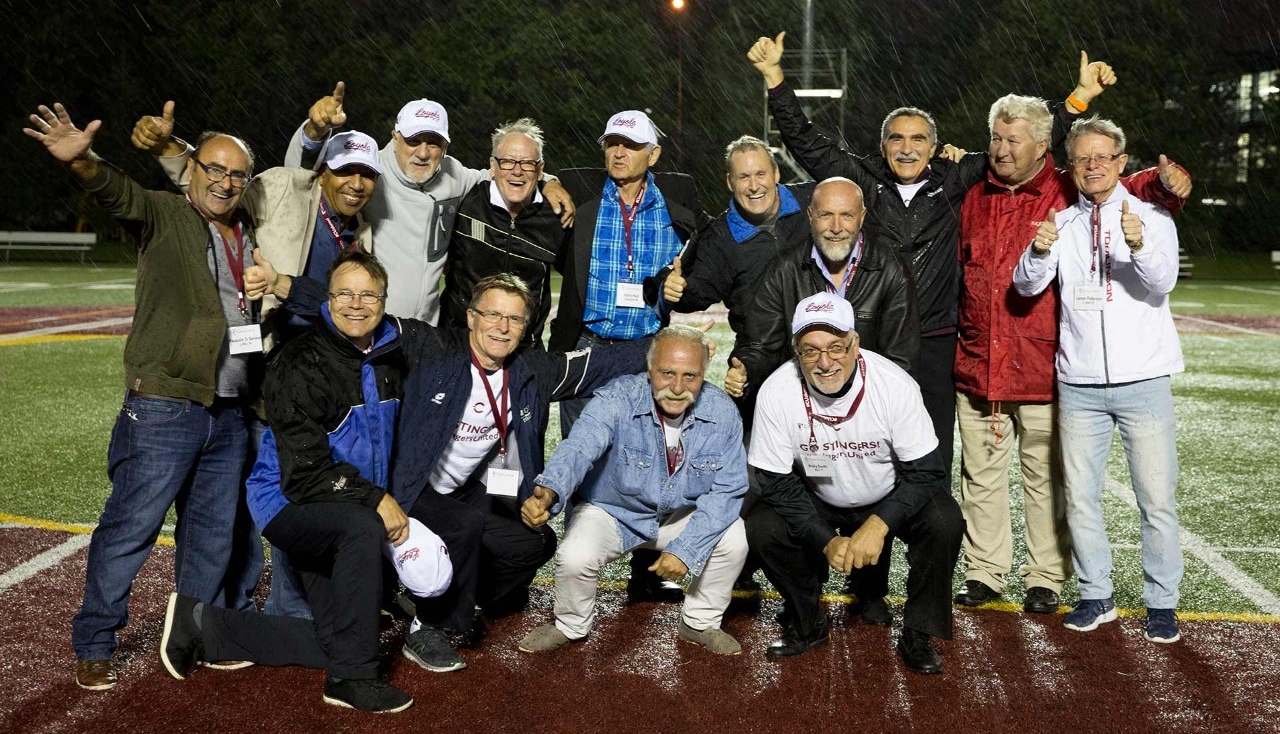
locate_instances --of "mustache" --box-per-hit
[654,388,694,403]
[894,153,920,163]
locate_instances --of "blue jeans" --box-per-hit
[72,395,248,660]
[1058,378,1182,609]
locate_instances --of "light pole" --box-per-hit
[671,0,686,166]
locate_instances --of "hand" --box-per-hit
[648,552,689,582]
[662,255,686,303]
[244,248,282,300]
[521,486,557,528]
[1157,154,1192,199]
[724,357,748,398]
[747,32,786,88]
[1072,51,1116,106]
[542,179,576,228]
[1120,200,1144,252]
[695,318,717,359]
[939,144,967,163]
[845,516,889,570]
[23,103,101,164]
[822,536,853,574]
[1032,209,1058,255]
[376,493,410,546]
[130,100,177,155]
[303,81,346,141]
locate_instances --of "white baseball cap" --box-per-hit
[395,99,451,142]
[792,292,856,335]
[320,131,383,175]
[383,517,453,598]
[597,110,659,147]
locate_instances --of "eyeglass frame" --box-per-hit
[1066,152,1124,169]
[469,307,530,327]
[193,159,253,187]
[492,157,542,172]
[795,338,855,364]
[329,290,387,305]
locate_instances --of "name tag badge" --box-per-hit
[1074,284,1106,311]
[615,282,645,309]
[486,467,520,497]
[228,324,263,355]
[801,452,835,478]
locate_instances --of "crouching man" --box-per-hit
[745,292,963,673]
[518,325,748,655]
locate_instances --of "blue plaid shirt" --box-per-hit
[583,173,683,340]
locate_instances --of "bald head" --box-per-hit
[808,177,867,265]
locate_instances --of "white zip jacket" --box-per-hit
[1013,183,1184,385]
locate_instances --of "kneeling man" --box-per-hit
[519,325,748,655]
[745,292,963,673]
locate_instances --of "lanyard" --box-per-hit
[318,198,355,252]
[799,356,867,452]
[821,234,862,296]
[470,352,510,460]
[1089,205,1111,288]
[187,194,249,316]
[619,181,647,275]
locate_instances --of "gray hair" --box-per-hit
[988,94,1052,144]
[646,325,712,370]
[879,107,937,145]
[491,118,545,160]
[469,272,536,319]
[724,135,777,174]
[1066,115,1127,157]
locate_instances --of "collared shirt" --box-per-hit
[488,179,544,212]
[582,172,683,341]
[534,373,747,575]
[809,234,863,298]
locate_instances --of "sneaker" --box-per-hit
[1063,597,1118,632]
[677,620,742,655]
[518,624,574,653]
[851,596,892,626]
[160,592,204,680]
[402,625,466,672]
[75,659,117,691]
[323,677,413,713]
[1144,608,1181,643]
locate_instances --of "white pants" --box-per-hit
[553,503,747,639]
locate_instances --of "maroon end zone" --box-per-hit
[0,306,134,337]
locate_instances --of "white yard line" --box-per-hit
[0,535,91,595]
[1222,284,1280,296]
[1106,478,1280,614]
[1173,313,1277,337]
[0,277,133,295]
[0,316,133,344]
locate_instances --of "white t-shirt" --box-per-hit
[894,180,928,207]
[748,349,937,508]
[429,366,521,494]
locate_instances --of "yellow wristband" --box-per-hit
[1067,93,1088,113]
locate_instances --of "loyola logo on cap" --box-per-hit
[344,139,373,152]
[805,302,835,313]
[613,117,637,128]
[415,109,441,121]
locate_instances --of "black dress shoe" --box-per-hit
[1023,586,1061,614]
[765,619,830,659]
[954,580,1000,607]
[896,628,942,674]
[851,596,892,626]
[626,574,685,604]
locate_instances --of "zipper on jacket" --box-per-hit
[1093,205,1111,384]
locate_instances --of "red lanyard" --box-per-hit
[471,353,510,458]
[619,181,647,275]
[822,235,862,296]
[1089,205,1111,288]
[799,356,867,452]
[187,195,248,315]
[319,198,355,252]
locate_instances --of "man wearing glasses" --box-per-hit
[24,103,263,691]
[439,118,571,347]
[745,292,962,673]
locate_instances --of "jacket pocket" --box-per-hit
[682,454,722,499]
[618,445,654,495]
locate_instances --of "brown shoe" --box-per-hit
[75,659,117,691]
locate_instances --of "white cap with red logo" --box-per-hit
[597,110,659,147]
[791,292,856,335]
[383,517,452,598]
[395,99,451,142]
[320,131,383,175]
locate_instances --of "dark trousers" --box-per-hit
[407,482,556,633]
[913,331,958,483]
[203,501,385,679]
[745,488,963,640]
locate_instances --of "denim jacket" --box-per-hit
[535,374,747,575]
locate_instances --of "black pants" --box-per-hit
[745,488,963,640]
[913,331,958,484]
[407,481,556,633]
[203,502,385,679]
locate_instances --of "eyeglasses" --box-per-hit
[470,308,529,327]
[1067,153,1123,169]
[194,159,252,187]
[493,157,541,172]
[796,341,852,364]
[329,290,386,305]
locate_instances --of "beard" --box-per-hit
[816,235,852,264]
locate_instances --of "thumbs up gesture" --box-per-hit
[747,32,786,88]
[304,81,347,141]
[244,248,281,300]
[1120,200,1144,252]
[663,255,687,303]
[1032,209,1059,255]
[1072,50,1116,107]
[1157,154,1192,199]
[724,357,749,398]
[130,100,178,155]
